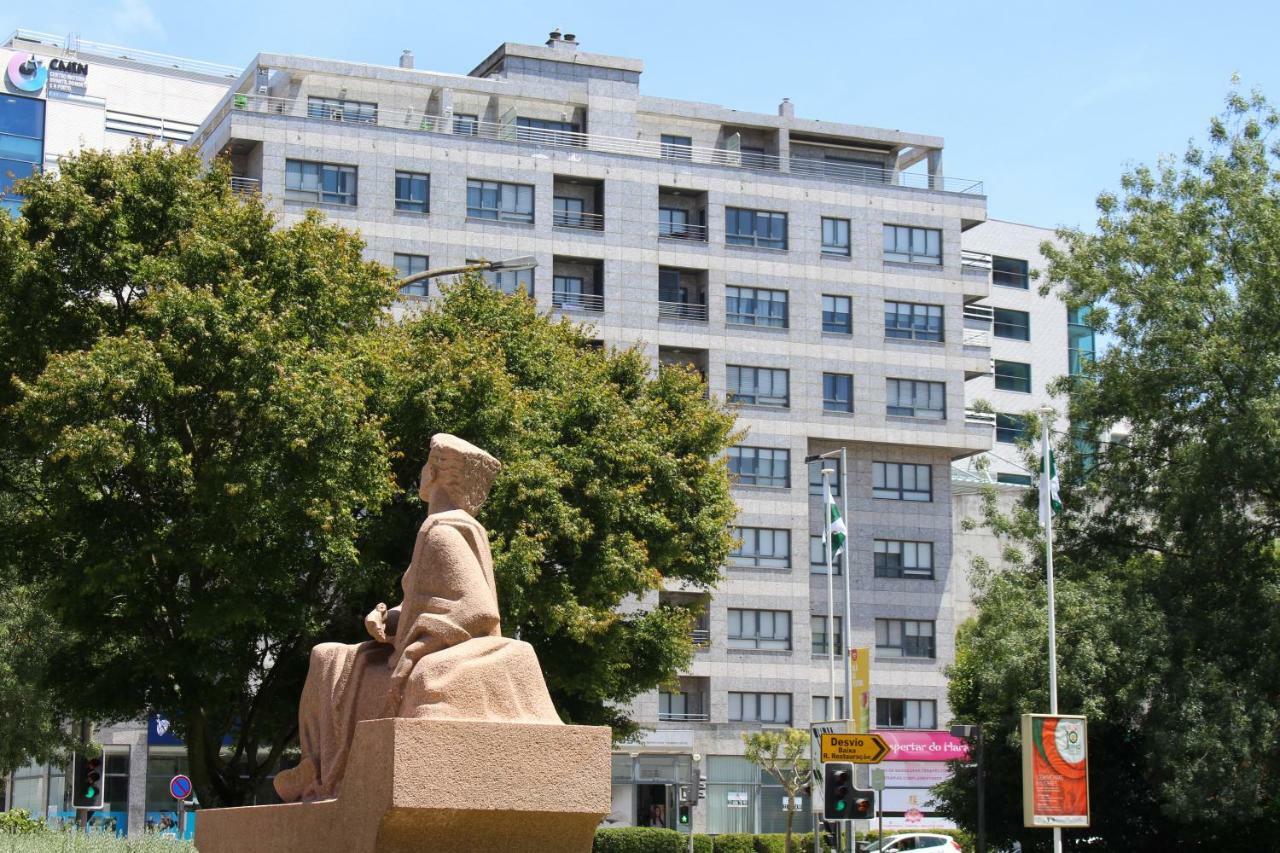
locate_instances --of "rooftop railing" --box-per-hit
[8,28,241,78]
[209,94,985,195]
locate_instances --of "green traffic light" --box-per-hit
[835,801,846,811]
[85,786,97,798]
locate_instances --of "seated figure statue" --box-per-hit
[273,434,561,802]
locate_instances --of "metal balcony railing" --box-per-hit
[659,710,711,723]
[965,409,997,427]
[963,328,991,347]
[201,94,985,195]
[658,301,709,322]
[9,28,240,77]
[961,250,994,271]
[690,628,711,647]
[659,221,709,242]
[552,292,604,312]
[229,176,260,195]
[553,210,605,231]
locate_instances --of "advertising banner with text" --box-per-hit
[1021,714,1090,828]
[873,730,972,762]
[849,647,871,733]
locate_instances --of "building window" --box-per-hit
[466,179,534,223]
[394,171,429,213]
[874,540,934,579]
[726,286,788,328]
[993,256,1029,288]
[1068,306,1095,375]
[659,206,693,238]
[104,752,130,813]
[994,307,1031,341]
[660,691,706,722]
[727,365,789,408]
[994,360,1032,393]
[306,96,377,124]
[728,609,792,651]
[452,113,479,136]
[394,253,429,298]
[728,446,790,488]
[996,413,1029,444]
[821,217,851,256]
[812,695,845,722]
[886,379,946,419]
[808,456,842,497]
[729,692,792,724]
[553,275,589,309]
[515,116,580,145]
[822,295,851,334]
[823,373,853,413]
[0,94,45,216]
[731,527,791,569]
[810,535,845,575]
[726,207,788,250]
[997,473,1033,487]
[885,301,944,342]
[466,258,533,296]
[553,196,586,228]
[876,698,937,729]
[883,225,941,265]
[875,619,936,659]
[873,462,932,502]
[660,134,693,160]
[811,615,843,656]
[285,159,357,206]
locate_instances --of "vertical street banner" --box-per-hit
[849,646,871,733]
[1021,714,1090,828]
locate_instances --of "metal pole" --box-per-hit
[977,725,986,853]
[840,446,851,728]
[823,467,836,721]
[1041,411,1062,853]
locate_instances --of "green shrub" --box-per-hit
[693,834,714,853]
[710,833,756,853]
[0,830,196,852]
[0,809,44,834]
[752,833,785,853]
[594,826,686,853]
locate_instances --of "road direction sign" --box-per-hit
[169,774,193,800]
[870,768,886,790]
[820,732,890,764]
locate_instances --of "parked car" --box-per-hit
[862,833,964,852]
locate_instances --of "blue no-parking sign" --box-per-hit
[169,774,193,801]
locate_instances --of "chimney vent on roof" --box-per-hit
[564,33,577,43]
[547,29,579,51]
[778,97,794,118]
[547,29,562,44]
[399,50,414,69]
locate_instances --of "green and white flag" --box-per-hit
[823,477,847,559]
[1040,444,1062,528]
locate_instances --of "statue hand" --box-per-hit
[365,603,390,643]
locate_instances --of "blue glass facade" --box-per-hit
[0,94,45,215]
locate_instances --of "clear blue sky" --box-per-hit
[5,0,1279,229]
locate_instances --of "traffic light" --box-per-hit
[677,803,691,826]
[851,788,876,820]
[823,762,854,818]
[72,753,105,810]
[694,768,706,802]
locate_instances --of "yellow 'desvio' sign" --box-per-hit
[820,732,890,764]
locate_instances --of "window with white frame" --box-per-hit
[729,692,792,724]
[731,527,791,568]
[466,179,534,223]
[883,224,942,265]
[876,698,937,729]
[452,113,479,136]
[727,365,790,408]
[875,618,936,658]
[873,462,932,501]
[874,540,934,579]
[886,379,946,419]
[660,134,693,160]
[728,446,790,488]
[811,615,843,656]
[728,609,792,650]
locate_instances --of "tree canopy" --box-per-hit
[937,89,1280,850]
[0,145,737,805]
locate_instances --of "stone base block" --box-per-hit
[195,718,611,853]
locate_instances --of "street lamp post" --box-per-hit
[396,255,538,291]
[951,723,985,853]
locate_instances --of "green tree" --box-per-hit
[938,88,1280,850]
[0,146,738,804]
[742,729,811,853]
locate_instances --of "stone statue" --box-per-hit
[273,434,560,802]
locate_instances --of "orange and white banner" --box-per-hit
[1021,714,1090,828]
[849,647,871,733]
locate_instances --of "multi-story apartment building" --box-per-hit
[186,32,993,835]
[1,29,235,837]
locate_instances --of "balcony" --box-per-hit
[553,210,605,231]
[961,250,994,302]
[659,677,710,723]
[658,267,708,323]
[229,175,260,195]
[553,175,604,232]
[658,187,709,243]
[660,590,711,649]
[552,256,604,313]
[203,94,984,196]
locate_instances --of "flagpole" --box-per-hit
[823,467,837,721]
[840,448,852,729]
[1040,407,1062,853]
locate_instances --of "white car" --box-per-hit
[863,833,964,852]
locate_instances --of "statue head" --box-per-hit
[419,434,502,514]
